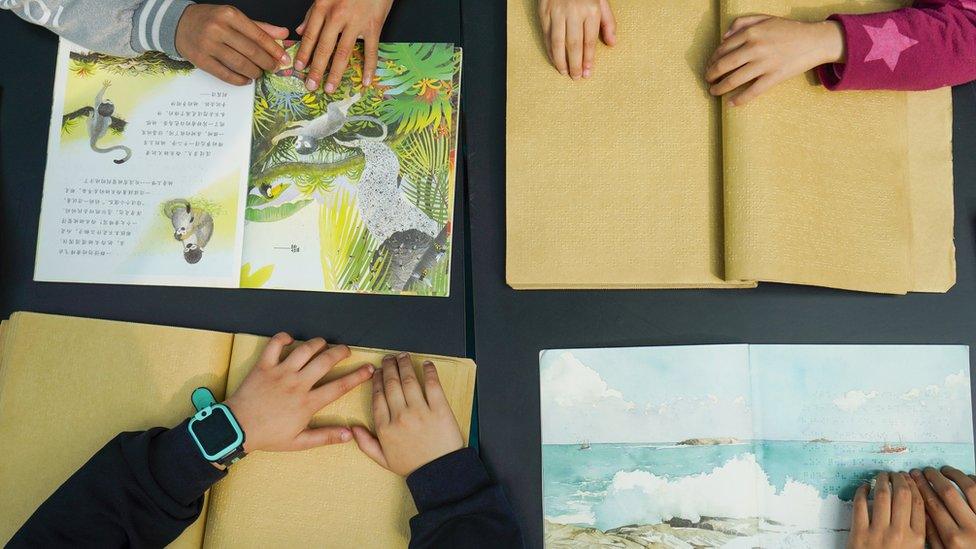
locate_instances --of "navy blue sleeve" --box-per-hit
[8,420,224,548]
[406,448,523,549]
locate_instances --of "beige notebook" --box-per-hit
[0,312,476,547]
[506,0,954,294]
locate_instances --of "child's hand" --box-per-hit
[846,472,925,549]
[351,355,463,476]
[538,0,616,80]
[912,467,976,549]
[705,15,845,106]
[294,0,394,92]
[175,4,290,86]
[223,333,375,453]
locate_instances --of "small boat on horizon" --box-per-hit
[578,441,591,450]
[879,442,908,454]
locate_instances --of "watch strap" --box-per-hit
[191,386,217,412]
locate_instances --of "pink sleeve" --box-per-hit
[817,0,976,91]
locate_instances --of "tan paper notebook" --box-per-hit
[506,0,954,294]
[0,312,476,547]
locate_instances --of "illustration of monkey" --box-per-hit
[62,80,133,164]
[271,93,383,155]
[163,199,214,264]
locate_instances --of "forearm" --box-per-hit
[1,0,194,58]
[8,419,225,548]
[406,448,524,549]
[819,0,976,90]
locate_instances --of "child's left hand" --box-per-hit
[294,0,394,93]
[705,15,845,106]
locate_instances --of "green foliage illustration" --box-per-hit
[247,42,461,296]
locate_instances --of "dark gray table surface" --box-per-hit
[461,1,976,547]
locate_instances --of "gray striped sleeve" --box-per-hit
[1,0,193,58]
[130,0,195,58]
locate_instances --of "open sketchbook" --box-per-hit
[36,39,462,296]
[507,0,955,294]
[540,345,975,548]
[0,312,476,547]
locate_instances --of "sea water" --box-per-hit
[543,441,974,544]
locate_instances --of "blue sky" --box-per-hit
[540,345,973,444]
[753,345,973,443]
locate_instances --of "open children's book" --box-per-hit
[36,39,462,297]
[540,345,975,547]
[507,0,955,294]
[0,312,476,547]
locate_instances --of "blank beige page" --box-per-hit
[0,312,233,547]
[507,0,753,289]
[721,0,954,294]
[202,334,476,549]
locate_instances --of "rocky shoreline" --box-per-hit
[544,517,759,548]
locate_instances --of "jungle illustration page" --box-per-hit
[36,40,462,297]
[540,345,975,548]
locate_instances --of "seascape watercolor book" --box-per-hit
[507,0,954,295]
[540,345,975,548]
[35,39,462,297]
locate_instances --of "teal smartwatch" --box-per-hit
[186,387,247,467]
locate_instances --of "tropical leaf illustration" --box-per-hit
[319,188,376,290]
[245,198,313,222]
[375,44,456,95]
[240,263,275,288]
[68,51,194,76]
[246,42,461,296]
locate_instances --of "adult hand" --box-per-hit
[705,15,845,106]
[912,466,976,549]
[294,0,394,92]
[175,4,290,85]
[846,472,924,549]
[538,0,616,80]
[223,333,375,453]
[351,354,464,476]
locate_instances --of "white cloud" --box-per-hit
[733,396,746,405]
[833,390,878,412]
[901,388,920,400]
[945,370,969,391]
[925,385,941,397]
[540,352,632,408]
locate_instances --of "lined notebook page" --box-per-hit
[0,312,232,547]
[202,334,476,548]
[506,0,752,289]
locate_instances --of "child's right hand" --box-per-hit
[175,4,290,86]
[352,354,464,476]
[846,472,924,549]
[911,466,976,549]
[538,0,616,80]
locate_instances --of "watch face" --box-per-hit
[192,406,240,457]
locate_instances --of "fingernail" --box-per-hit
[305,78,317,91]
[423,361,433,366]
[397,352,409,359]
[383,354,395,360]
[583,69,590,78]
[363,75,372,86]
[325,82,335,93]
[910,469,921,477]
[366,364,375,374]
[727,99,735,107]
[280,54,290,64]
[340,430,351,441]
[295,60,305,70]
[559,69,567,76]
